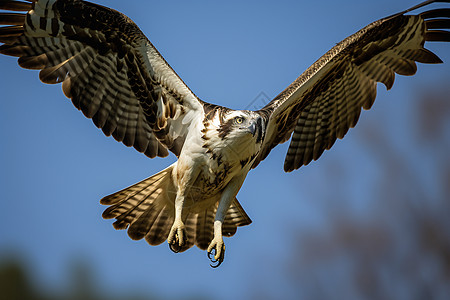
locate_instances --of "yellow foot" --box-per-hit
[167,221,186,253]
[207,238,225,268]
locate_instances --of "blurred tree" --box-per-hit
[0,259,42,300]
[0,257,207,300]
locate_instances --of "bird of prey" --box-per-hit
[0,0,449,267]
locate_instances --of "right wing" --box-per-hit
[0,0,208,158]
[254,0,449,171]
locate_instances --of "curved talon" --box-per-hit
[210,261,222,268]
[169,243,181,253]
[207,245,225,268]
[207,249,215,260]
[208,249,216,260]
[167,223,187,253]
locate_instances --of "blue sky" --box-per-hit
[0,1,449,299]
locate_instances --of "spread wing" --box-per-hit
[0,0,206,158]
[254,0,450,172]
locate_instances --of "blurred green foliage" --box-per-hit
[0,258,206,300]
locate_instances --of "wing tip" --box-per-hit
[283,162,295,173]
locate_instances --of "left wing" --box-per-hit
[0,0,207,158]
[254,0,450,172]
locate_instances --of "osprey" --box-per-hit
[0,0,448,267]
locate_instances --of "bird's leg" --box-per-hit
[207,219,227,268]
[168,161,200,253]
[168,193,187,253]
[207,175,245,267]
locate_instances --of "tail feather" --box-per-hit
[127,205,160,241]
[144,208,173,246]
[182,212,197,251]
[109,187,163,230]
[223,199,252,237]
[101,168,169,206]
[195,209,215,250]
[101,164,176,245]
[102,173,168,230]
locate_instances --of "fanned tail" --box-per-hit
[101,163,252,251]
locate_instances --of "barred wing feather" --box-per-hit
[255,1,450,172]
[0,0,204,158]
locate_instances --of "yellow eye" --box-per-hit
[235,117,244,124]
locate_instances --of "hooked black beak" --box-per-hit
[247,116,263,142]
[248,122,257,136]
